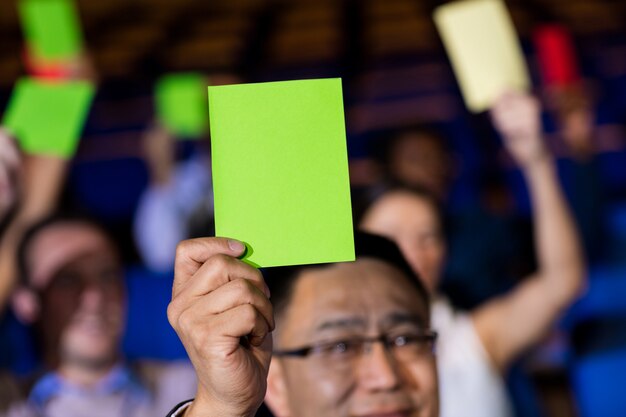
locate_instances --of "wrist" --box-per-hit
[185,393,258,417]
[521,153,555,181]
[514,139,552,172]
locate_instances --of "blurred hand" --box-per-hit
[65,52,99,84]
[25,49,99,84]
[0,129,21,221]
[167,237,273,417]
[490,91,549,169]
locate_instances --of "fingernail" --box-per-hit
[228,239,245,253]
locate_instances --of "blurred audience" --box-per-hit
[367,121,536,309]
[0,2,625,416]
[133,123,212,273]
[0,134,68,314]
[3,215,195,417]
[133,73,240,273]
[359,91,586,417]
[549,83,608,263]
[369,126,455,202]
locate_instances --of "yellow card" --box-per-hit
[434,0,530,112]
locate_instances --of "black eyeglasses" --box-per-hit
[273,330,438,369]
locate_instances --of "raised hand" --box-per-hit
[490,91,549,169]
[167,238,274,417]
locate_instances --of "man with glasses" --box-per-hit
[166,232,439,417]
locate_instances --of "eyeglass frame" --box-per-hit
[273,329,438,359]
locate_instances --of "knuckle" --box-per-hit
[231,278,255,299]
[208,253,231,272]
[166,302,178,326]
[175,240,190,261]
[167,298,186,327]
[177,308,195,336]
[240,303,258,324]
[191,326,213,351]
[231,277,248,292]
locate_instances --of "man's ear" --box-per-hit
[265,358,291,417]
[12,288,40,324]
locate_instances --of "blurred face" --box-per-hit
[26,222,125,369]
[360,192,445,294]
[389,133,451,200]
[267,259,439,417]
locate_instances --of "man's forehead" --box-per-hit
[28,221,117,288]
[278,258,428,339]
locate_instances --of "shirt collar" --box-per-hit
[29,364,148,408]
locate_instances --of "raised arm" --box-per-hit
[167,237,274,417]
[0,130,68,311]
[472,91,586,371]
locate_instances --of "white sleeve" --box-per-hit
[432,300,514,417]
[134,183,186,272]
[133,156,212,273]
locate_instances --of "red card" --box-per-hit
[534,24,580,87]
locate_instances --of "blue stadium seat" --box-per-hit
[571,346,626,417]
[122,266,188,360]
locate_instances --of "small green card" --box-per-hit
[19,0,83,61]
[208,78,355,268]
[155,73,209,139]
[2,78,95,157]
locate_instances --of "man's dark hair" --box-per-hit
[17,213,116,287]
[263,231,430,323]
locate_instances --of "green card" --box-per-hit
[209,78,355,268]
[155,73,209,139]
[19,0,83,61]
[2,78,95,157]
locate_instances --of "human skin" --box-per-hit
[265,259,439,417]
[168,238,439,417]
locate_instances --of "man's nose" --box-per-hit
[79,283,106,310]
[357,341,401,391]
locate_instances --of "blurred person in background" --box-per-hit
[133,122,213,273]
[0,130,23,413]
[0,124,73,313]
[133,73,240,273]
[370,126,455,202]
[24,51,98,85]
[4,214,196,417]
[368,120,536,310]
[0,130,22,234]
[547,83,607,263]
[359,91,586,417]
[166,233,439,417]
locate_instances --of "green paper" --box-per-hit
[2,78,95,157]
[209,78,355,268]
[19,0,83,60]
[155,73,209,139]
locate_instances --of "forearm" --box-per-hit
[19,155,67,220]
[523,154,585,303]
